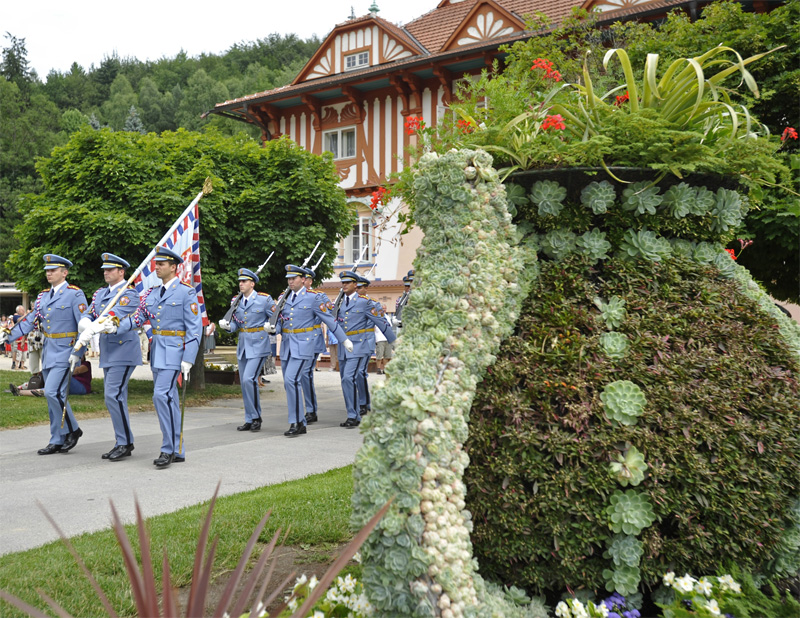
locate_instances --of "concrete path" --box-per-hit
[0,364,371,556]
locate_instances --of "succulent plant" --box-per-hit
[600,331,630,360]
[504,183,528,217]
[530,180,567,216]
[541,228,577,261]
[710,188,746,234]
[669,238,695,258]
[594,296,627,330]
[713,249,738,278]
[602,564,642,596]
[619,228,672,262]
[622,182,663,215]
[576,228,612,264]
[661,183,695,218]
[693,241,718,264]
[581,180,616,214]
[600,380,647,426]
[609,445,648,487]
[691,186,715,215]
[605,533,644,568]
[606,490,657,535]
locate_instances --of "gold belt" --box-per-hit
[241,327,263,333]
[346,328,372,335]
[43,331,77,339]
[284,326,318,334]
[152,329,185,337]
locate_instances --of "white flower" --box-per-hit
[663,571,676,587]
[718,574,741,593]
[312,612,324,618]
[707,599,722,615]
[555,601,571,618]
[695,577,713,596]
[308,575,319,590]
[674,574,696,593]
[593,601,610,617]
[287,597,298,612]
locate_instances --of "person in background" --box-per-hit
[374,305,393,375]
[327,327,339,372]
[11,360,91,396]
[11,305,27,370]
[204,322,216,355]
[27,320,44,375]
[138,326,149,364]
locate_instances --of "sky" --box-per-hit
[4,0,441,78]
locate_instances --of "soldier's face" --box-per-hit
[287,275,304,292]
[46,267,68,286]
[303,277,313,289]
[154,260,177,281]
[239,279,255,294]
[341,281,357,295]
[103,267,125,286]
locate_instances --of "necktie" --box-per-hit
[291,292,296,303]
[160,286,165,297]
[346,296,350,307]
[49,289,54,299]
[242,297,248,308]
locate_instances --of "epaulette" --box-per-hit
[127,284,136,290]
[181,281,192,287]
[358,293,371,300]
[68,284,82,291]
[40,289,50,295]
[257,292,271,297]
[310,288,325,295]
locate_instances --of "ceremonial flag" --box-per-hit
[132,194,210,328]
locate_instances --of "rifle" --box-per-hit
[332,244,368,320]
[395,290,410,321]
[309,252,326,276]
[268,241,322,329]
[222,251,275,323]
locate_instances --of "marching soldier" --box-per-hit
[77,253,141,461]
[7,255,88,454]
[219,268,275,432]
[107,246,203,468]
[268,264,351,436]
[355,274,374,417]
[336,271,395,428]
[299,267,326,423]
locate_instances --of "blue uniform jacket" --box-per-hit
[308,288,329,355]
[9,284,88,369]
[118,279,203,370]
[277,288,347,360]
[338,293,396,359]
[87,284,142,369]
[229,292,275,359]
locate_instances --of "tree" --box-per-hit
[6,128,352,320]
[1,32,32,88]
[123,105,146,134]
[175,69,229,131]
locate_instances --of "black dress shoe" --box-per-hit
[9,383,19,396]
[340,418,360,428]
[251,418,262,431]
[284,423,307,436]
[305,412,318,423]
[108,444,134,461]
[38,443,62,455]
[359,406,370,417]
[237,422,253,431]
[61,428,83,452]
[173,455,185,463]
[101,445,116,459]
[154,452,174,468]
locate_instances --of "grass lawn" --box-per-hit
[0,465,356,618]
[0,370,241,429]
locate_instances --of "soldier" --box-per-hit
[76,253,142,461]
[219,268,275,432]
[299,267,326,423]
[336,271,395,428]
[6,255,88,454]
[267,264,351,436]
[106,246,203,469]
[355,274,374,417]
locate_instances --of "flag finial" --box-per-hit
[202,177,213,196]
[369,1,379,15]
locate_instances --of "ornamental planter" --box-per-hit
[203,369,240,385]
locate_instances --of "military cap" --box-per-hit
[43,254,72,270]
[303,268,316,279]
[356,275,370,287]
[402,276,411,286]
[285,264,306,278]
[339,270,359,283]
[407,269,415,281]
[101,252,130,269]
[238,268,259,283]
[154,246,183,264]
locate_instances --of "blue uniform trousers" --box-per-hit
[340,356,369,421]
[152,368,185,456]
[42,365,79,445]
[301,353,319,415]
[357,363,371,411]
[104,365,135,446]
[282,351,310,426]
[239,355,267,422]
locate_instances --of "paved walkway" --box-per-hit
[0,355,371,556]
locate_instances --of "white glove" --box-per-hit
[263,322,276,334]
[88,318,106,335]
[77,329,93,348]
[219,319,230,331]
[77,317,93,334]
[343,339,354,353]
[101,319,117,334]
[69,354,81,372]
[0,329,8,346]
[181,361,192,380]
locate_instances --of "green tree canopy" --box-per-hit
[7,129,352,318]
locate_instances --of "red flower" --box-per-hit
[541,114,566,131]
[531,58,554,72]
[615,91,630,107]
[456,119,475,134]
[725,248,737,260]
[781,127,798,141]
[404,115,424,135]
[546,69,562,82]
[369,187,389,210]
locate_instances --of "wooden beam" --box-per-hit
[301,94,322,131]
[341,85,366,122]
[388,73,411,116]
[403,71,424,114]
[432,65,453,104]
[260,104,283,138]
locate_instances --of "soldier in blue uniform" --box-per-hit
[219,268,275,432]
[299,267,327,423]
[267,264,351,436]
[7,255,88,454]
[108,246,203,468]
[355,274,375,417]
[337,270,396,428]
[76,253,142,461]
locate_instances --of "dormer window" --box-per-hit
[345,50,369,71]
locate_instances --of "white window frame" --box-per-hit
[343,215,374,265]
[322,126,357,160]
[345,50,370,71]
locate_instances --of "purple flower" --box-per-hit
[609,613,621,618]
